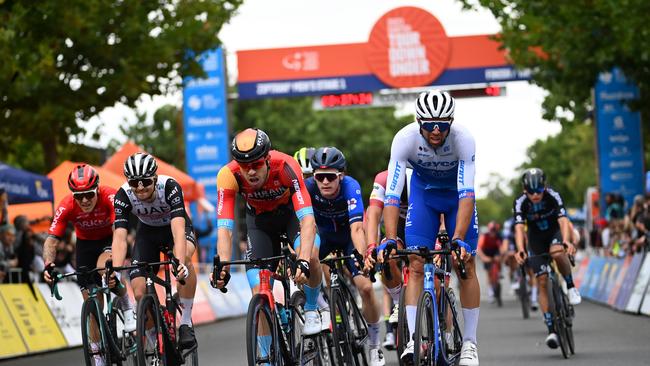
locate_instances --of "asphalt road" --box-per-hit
[3,271,650,365]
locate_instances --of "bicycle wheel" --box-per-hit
[81,298,111,366]
[136,294,166,366]
[437,288,462,366]
[562,293,575,355]
[108,304,137,366]
[340,283,368,366]
[518,267,530,319]
[247,294,281,366]
[330,288,356,366]
[414,290,438,366]
[397,285,410,365]
[551,284,569,359]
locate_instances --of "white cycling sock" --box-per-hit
[368,321,381,348]
[118,292,133,311]
[406,305,417,341]
[146,328,157,348]
[180,298,194,326]
[387,284,402,304]
[317,290,329,310]
[531,286,538,303]
[90,341,100,352]
[462,307,479,344]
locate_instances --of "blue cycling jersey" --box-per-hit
[305,175,365,236]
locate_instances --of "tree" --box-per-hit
[107,105,186,169]
[459,0,650,165]
[0,0,241,172]
[232,97,412,198]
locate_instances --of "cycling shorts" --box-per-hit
[129,222,196,280]
[75,236,112,291]
[528,229,563,277]
[405,185,478,254]
[319,233,360,277]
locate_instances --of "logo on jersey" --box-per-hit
[167,186,179,201]
[458,160,465,185]
[50,206,66,232]
[291,179,305,206]
[347,198,357,211]
[171,196,182,205]
[114,198,129,208]
[389,162,402,191]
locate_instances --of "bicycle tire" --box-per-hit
[340,282,368,366]
[414,290,438,366]
[246,294,281,366]
[396,285,409,366]
[552,283,569,359]
[563,293,575,355]
[518,267,530,319]
[81,298,111,366]
[108,304,138,366]
[136,294,166,366]
[437,288,462,366]
[330,288,356,366]
[289,291,306,357]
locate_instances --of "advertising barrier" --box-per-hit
[37,283,84,347]
[614,252,644,311]
[608,255,632,306]
[0,292,28,359]
[625,253,650,314]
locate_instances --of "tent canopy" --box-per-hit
[103,142,201,201]
[0,162,54,204]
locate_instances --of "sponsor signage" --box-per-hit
[183,47,230,258]
[237,7,530,99]
[595,68,645,210]
[0,292,28,359]
[37,283,84,347]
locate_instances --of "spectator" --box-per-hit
[0,224,18,283]
[0,188,8,226]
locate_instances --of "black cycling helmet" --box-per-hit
[231,128,271,163]
[522,167,546,194]
[311,147,346,172]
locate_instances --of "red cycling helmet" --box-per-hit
[67,164,99,192]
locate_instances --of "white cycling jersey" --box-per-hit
[384,121,476,204]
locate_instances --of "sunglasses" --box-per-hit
[128,178,155,188]
[419,118,452,133]
[239,160,267,171]
[73,190,97,201]
[314,172,341,182]
[525,187,545,195]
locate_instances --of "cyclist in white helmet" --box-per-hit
[293,147,316,177]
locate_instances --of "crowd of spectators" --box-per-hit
[591,193,650,258]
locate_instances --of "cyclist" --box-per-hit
[363,168,413,343]
[212,128,323,338]
[306,147,385,365]
[293,146,316,178]
[513,167,582,349]
[43,164,135,365]
[477,221,502,304]
[381,90,480,366]
[110,153,197,350]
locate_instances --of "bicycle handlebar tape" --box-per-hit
[166,251,186,286]
[212,255,229,293]
[297,259,311,279]
[451,239,469,280]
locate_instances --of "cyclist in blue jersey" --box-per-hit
[380,90,480,366]
[306,147,385,366]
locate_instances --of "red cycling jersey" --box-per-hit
[48,186,116,240]
[478,232,502,252]
[216,150,313,228]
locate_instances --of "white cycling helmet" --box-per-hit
[415,90,455,120]
[123,152,158,180]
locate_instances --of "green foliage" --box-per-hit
[108,105,186,169]
[458,0,650,166]
[231,97,411,199]
[476,172,518,224]
[0,0,242,171]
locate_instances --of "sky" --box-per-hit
[82,0,562,198]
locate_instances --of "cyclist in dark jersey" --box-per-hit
[513,168,581,349]
[111,153,198,349]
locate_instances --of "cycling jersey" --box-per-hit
[478,233,502,256]
[49,185,116,240]
[216,150,313,231]
[384,122,479,252]
[113,175,189,228]
[513,188,567,236]
[306,175,364,277]
[368,169,411,241]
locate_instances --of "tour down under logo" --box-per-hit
[366,6,450,88]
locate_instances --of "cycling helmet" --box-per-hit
[415,90,455,120]
[231,128,271,163]
[522,168,546,193]
[68,164,99,192]
[123,152,158,180]
[293,147,316,175]
[311,147,346,172]
[487,221,500,232]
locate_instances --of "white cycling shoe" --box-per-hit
[388,304,399,324]
[400,340,414,364]
[123,309,137,333]
[303,310,322,336]
[319,308,331,332]
[459,341,479,366]
[545,333,559,349]
[370,348,386,366]
[568,287,582,305]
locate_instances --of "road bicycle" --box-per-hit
[115,251,198,366]
[48,265,137,366]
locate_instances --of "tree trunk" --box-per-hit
[41,135,58,172]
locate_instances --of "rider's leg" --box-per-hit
[353,274,381,348]
[458,257,480,344]
[550,245,575,288]
[177,242,197,327]
[536,274,554,333]
[405,256,424,341]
